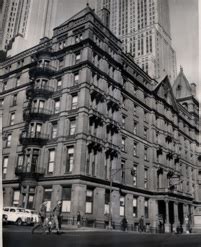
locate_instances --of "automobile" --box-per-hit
[24,209,39,224]
[3,214,8,225]
[3,207,35,226]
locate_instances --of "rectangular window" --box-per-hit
[0,99,4,107]
[86,189,93,214]
[48,149,55,174]
[122,137,125,151]
[51,122,57,139]
[3,157,8,179]
[121,160,125,184]
[71,95,78,109]
[16,77,20,86]
[133,197,137,217]
[144,168,148,188]
[74,72,79,84]
[3,81,7,91]
[6,134,12,147]
[13,190,20,206]
[120,196,125,216]
[57,78,62,90]
[144,198,149,218]
[104,190,110,215]
[12,94,17,106]
[133,142,137,156]
[66,147,74,173]
[62,187,71,212]
[10,112,15,125]
[17,155,24,168]
[133,121,137,134]
[44,188,52,211]
[122,115,126,129]
[36,123,42,134]
[133,164,137,186]
[144,127,148,139]
[54,98,60,114]
[38,100,44,110]
[69,119,76,135]
[75,52,81,63]
[144,147,148,160]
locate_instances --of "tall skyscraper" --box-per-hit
[0,0,31,51]
[96,0,177,81]
[0,0,57,57]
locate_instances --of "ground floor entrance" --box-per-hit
[158,200,192,233]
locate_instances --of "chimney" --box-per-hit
[99,8,110,28]
[190,82,196,96]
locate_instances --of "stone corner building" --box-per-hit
[0,5,200,232]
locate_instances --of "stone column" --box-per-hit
[138,196,144,217]
[4,187,13,206]
[111,190,120,227]
[93,187,105,227]
[70,184,86,217]
[34,186,44,211]
[125,194,133,226]
[51,185,62,209]
[165,200,170,232]
[173,201,179,232]
[149,199,158,233]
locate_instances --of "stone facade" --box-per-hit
[0,6,200,232]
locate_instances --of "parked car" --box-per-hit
[3,207,38,226]
[24,209,39,224]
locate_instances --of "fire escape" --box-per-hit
[15,49,55,182]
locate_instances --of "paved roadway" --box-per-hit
[3,225,201,247]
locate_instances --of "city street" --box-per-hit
[3,225,201,247]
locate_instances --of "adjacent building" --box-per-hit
[95,0,177,81]
[0,0,57,56]
[1,5,200,232]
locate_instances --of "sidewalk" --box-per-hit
[61,224,111,232]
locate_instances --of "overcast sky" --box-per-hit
[55,0,198,84]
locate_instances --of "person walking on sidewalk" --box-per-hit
[121,217,128,231]
[139,216,145,232]
[77,211,81,228]
[53,200,62,234]
[32,201,47,234]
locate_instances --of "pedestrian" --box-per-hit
[139,216,145,232]
[53,200,62,234]
[77,211,81,228]
[32,201,47,234]
[121,216,128,231]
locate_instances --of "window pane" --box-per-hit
[3,157,8,167]
[49,150,55,161]
[17,155,23,167]
[62,201,71,212]
[86,202,92,213]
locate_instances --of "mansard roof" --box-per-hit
[172,67,193,99]
[153,75,179,112]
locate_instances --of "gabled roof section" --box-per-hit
[153,75,179,112]
[172,67,192,99]
[55,4,93,30]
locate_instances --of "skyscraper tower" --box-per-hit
[96,0,177,81]
[0,0,57,56]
